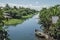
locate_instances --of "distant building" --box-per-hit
[3,12,12,19]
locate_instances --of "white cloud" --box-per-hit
[42,5,49,8]
[0,3,5,7]
[0,3,49,11]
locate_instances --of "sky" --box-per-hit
[0,0,60,10]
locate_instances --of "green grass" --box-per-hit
[22,14,33,19]
[3,19,24,25]
[3,14,34,25]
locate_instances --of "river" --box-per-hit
[4,14,42,40]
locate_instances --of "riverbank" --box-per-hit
[39,5,60,40]
[3,14,40,40]
[3,19,24,25]
[22,14,33,19]
[3,14,34,25]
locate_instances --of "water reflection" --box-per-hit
[1,14,43,40]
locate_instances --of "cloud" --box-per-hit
[42,5,49,8]
[0,3,5,7]
[0,3,49,11]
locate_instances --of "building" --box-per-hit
[3,12,12,19]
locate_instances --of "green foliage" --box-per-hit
[22,14,33,19]
[39,5,60,39]
[3,19,24,25]
[0,4,37,26]
[2,4,37,19]
[4,4,11,11]
[0,8,3,18]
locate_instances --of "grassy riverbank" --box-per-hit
[0,4,37,26]
[3,14,33,25]
[22,14,33,19]
[3,19,24,25]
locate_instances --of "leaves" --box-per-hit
[39,5,60,38]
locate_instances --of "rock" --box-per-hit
[35,30,49,39]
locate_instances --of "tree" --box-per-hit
[39,5,60,39]
[0,8,4,26]
[4,4,10,10]
[14,6,18,10]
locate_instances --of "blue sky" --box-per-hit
[0,0,60,10]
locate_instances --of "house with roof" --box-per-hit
[3,12,12,19]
